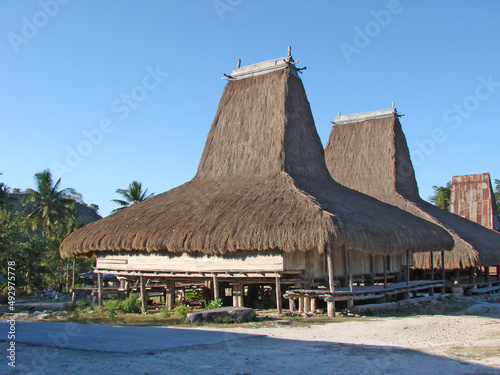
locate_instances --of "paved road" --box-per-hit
[0,319,258,353]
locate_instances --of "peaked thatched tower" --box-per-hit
[325,108,500,277]
[61,53,452,313]
[450,173,500,232]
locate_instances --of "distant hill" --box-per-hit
[9,193,102,225]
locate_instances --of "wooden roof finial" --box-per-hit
[237,59,241,69]
[288,45,291,57]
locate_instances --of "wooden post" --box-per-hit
[124,280,130,298]
[469,267,476,287]
[298,297,304,313]
[405,250,410,286]
[430,251,435,281]
[304,296,311,313]
[165,280,175,311]
[441,251,446,294]
[310,297,317,314]
[383,256,388,290]
[454,269,461,285]
[485,267,490,283]
[140,276,147,314]
[232,283,243,307]
[212,275,220,300]
[326,247,336,317]
[497,266,500,281]
[289,298,296,313]
[347,250,353,293]
[97,273,103,306]
[71,291,76,305]
[72,257,75,290]
[275,277,282,315]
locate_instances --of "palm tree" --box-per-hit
[112,181,153,212]
[22,169,76,237]
[0,173,15,210]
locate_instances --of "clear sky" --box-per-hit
[1,1,499,217]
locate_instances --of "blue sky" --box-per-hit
[1,1,499,217]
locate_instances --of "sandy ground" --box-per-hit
[2,300,500,375]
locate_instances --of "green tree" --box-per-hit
[112,180,153,212]
[0,173,16,209]
[22,169,76,238]
[429,181,452,210]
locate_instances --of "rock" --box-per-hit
[273,320,293,325]
[465,303,500,315]
[53,311,69,316]
[31,311,51,319]
[185,307,256,324]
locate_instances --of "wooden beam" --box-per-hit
[326,247,335,293]
[140,275,147,314]
[383,256,388,290]
[441,250,446,294]
[430,251,434,281]
[275,277,282,315]
[165,280,175,311]
[97,273,103,306]
[212,275,220,300]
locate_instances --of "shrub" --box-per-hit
[120,294,141,314]
[63,302,77,312]
[160,306,171,319]
[105,299,120,318]
[205,298,223,310]
[185,289,203,302]
[172,303,192,319]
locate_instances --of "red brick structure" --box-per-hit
[450,173,500,232]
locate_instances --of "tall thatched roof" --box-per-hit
[60,57,453,259]
[325,108,500,268]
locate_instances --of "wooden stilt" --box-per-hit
[429,251,435,296]
[298,297,304,313]
[441,251,446,294]
[275,277,282,315]
[383,256,388,290]
[326,246,336,317]
[166,280,175,311]
[213,275,220,300]
[124,280,130,298]
[304,296,311,313]
[497,266,500,281]
[232,283,243,307]
[310,297,317,314]
[470,267,476,287]
[454,269,461,285]
[97,273,103,306]
[140,276,147,314]
[289,298,296,313]
[485,267,490,283]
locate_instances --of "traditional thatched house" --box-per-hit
[450,173,500,232]
[61,52,452,315]
[325,107,500,287]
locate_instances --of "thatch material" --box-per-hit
[325,112,500,268]
[60,68,453,259]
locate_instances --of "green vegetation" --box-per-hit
[111,180,153,212]
[0,170,96,294]
[205,298,223,309]
[119,294,142,314]
[428,181,451,210]
[494,179,500,219]
[172,303,192,318]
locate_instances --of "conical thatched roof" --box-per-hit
[60,60,453,259]
[325,109,500,268]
